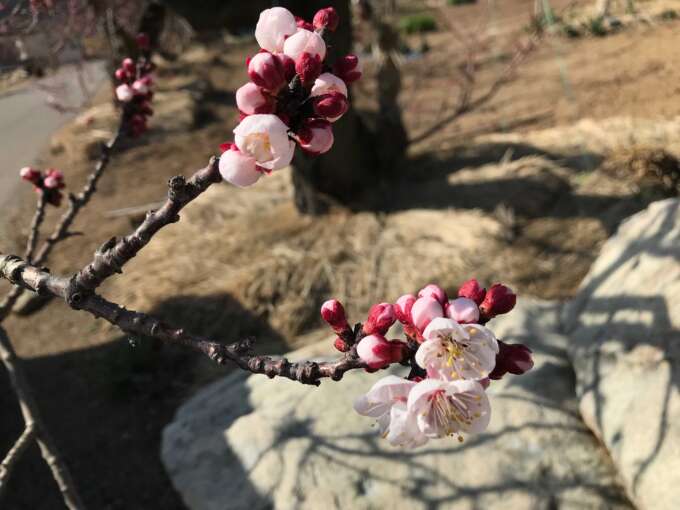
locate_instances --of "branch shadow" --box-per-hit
[0,292,284,510]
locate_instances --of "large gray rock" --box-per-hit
[564,198,680,510]
[162,300,631,510]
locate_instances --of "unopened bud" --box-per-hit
[136,32,150,50]
[295,52,322,85]
[122,57,135,74]
[458,278,486,305]
[363,303,396,335]
[248,51,287,91]
[394,294,416,324]
[313,91,348,119]
[417,284,447,305]
[488,341,533,380]
[356,334,406,369]
[333,337,350,352]
[321,299,349,333]
[480,284,516,318]
[313,7,339,32]
[19,166,40,183]
[445,297,480,324]
[333,54,362,84]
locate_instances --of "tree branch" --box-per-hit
[25,194,47,263]
[0,424,35,499]
[0,327,85,509]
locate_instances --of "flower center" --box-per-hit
[243,133,273,162]
[427,389,476,439]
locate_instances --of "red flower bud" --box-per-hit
[333,54,362,84]
[313,7,339,32]
[295,119,334,155]
[480,284,516,318]
[417,284,447,305]
[248,52,286,91]
[136,32,150,50]
[295,52,322,85]
[333,337,350,352]
[357,334,407,369]
[114,68,128,82]
[363,303,396,336]
[488,341,533,380]
[394,294,416,324]
[312,91,348,119]
[276,53,296,81]
[321,299,349,333]
[19,166,41,184]
[122,57,135,74]
[458,278,486,305]
[295,16,314,32]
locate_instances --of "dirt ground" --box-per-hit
[2,0,680,508]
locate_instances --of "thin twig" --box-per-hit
[25,193,47,263]
[0,327,85,509]
[0,424,35,499]
[0,125,123,321]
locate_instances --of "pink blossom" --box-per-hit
[233,114,295,171]
[247,52,286,91]
[283,29,327,62]
[115,84,134,103]
[356,334,406,369]
[354,375,427,447]
[235,82,273,115]
[295,119,334,155]
[131,79,149,95]
[218,146,261,188]
[310,72,348,98]
[407,378,491,438]
[255,7,298,53]
[394,294,416,324]
[446,297,480,324]
[363,302,397,336]
[410,296,444,333]
[417,318,498,381]
[313,7,339,32]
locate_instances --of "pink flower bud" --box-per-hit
[248,52,286,91]
[295,16,314,31]
[311,72,347,98]
[114,68,127,82]
[116,84,134,103]
[356,334,406,369]
[275,52,296,81]
[131,79,149,95]
[321,299,349,333]
[313,7,339,32]
[255,7,298,53]
[488,341,533,380]
[458,278,486,305]
[218,145,262,188]
[363,303,396,336]
[417,284,447,305]
[136,32,150,50]
[235,82,274,115]
[122,57,135,73]
[480,284,516,318]
[283,29,326,62]
[410,296,443,333]
[295,52,322,85]
[295,119,333,155]
[312,91,348,120]
[445,297,480,324]
[334,337,350,352]
[394,294,416,324]
[19,166,40,183]
[333,54,362,84]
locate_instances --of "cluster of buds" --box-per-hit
[20,166,65,206]
[114,33,155,137]
[218,6,362,188]
[321,280,533,448]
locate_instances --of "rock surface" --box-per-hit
[162,300,631,510]
[563,198,680,510]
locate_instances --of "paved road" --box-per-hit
[0,61,107,208]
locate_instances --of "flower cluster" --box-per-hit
[114,33,155,137]
[20,166,65,206]
[218,6,362,188]
[321,280,533,448]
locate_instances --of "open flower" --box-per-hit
[354,376,427,447]
[255,7,298,53]
[407,378,491,438]
[233,114,295,171]
[417,318,498,380]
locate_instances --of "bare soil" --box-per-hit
[2,1,680,508]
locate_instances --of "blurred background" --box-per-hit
[1,0,679,508]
